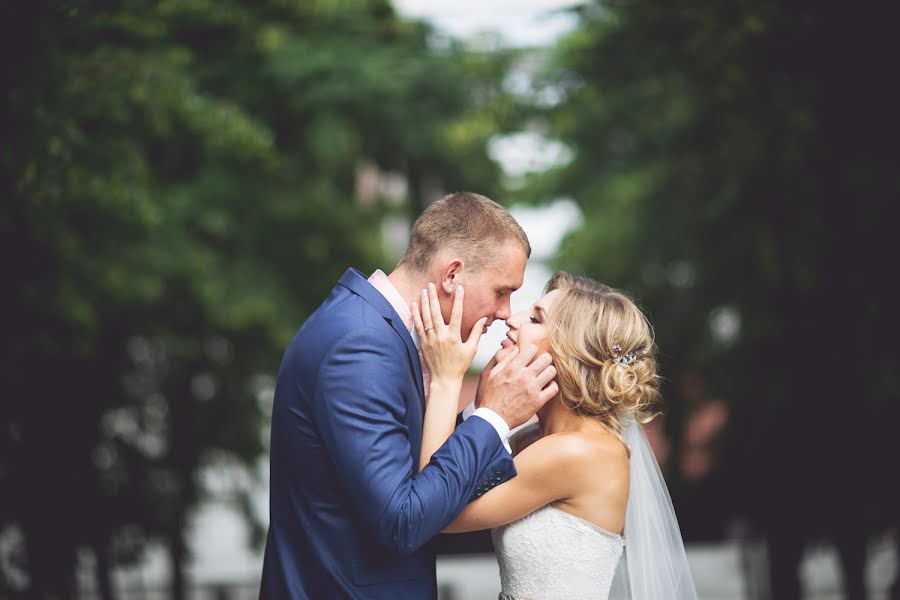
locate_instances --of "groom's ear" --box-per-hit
[440,259,463,295]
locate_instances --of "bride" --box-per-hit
[413,271,698,600]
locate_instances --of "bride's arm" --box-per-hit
[441,433,585,533]
[418,376,462,471]
[413,283,487,471]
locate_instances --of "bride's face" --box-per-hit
[499,289,561,357]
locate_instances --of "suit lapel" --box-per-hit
[338,269,426,404]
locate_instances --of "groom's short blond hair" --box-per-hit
[398,192,531,275]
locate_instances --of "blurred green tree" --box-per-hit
[0,0,511,597]
[533,0,899,549]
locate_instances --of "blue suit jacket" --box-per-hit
[261,268,516,599]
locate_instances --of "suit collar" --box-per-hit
[339,268,398,321]
[338,268,426,402]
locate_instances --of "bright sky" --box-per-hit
[393,0,580,47]
[392,1,584,368]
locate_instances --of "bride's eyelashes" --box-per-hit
[529,316,540,324]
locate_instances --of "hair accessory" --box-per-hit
[612,344,645,366]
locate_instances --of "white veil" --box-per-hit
[608,416,699,600]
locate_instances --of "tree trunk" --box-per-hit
[93,540,117,600]
[22,519,77,600]
[168,529,187,600]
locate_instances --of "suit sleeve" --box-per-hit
[311,327,516,556]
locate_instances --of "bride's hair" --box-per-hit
[545,272,660,440]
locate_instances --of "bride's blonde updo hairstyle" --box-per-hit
[545,272,661,438]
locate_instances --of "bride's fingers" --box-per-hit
[427,282,444,330]
[464,317,488,352]
[412,301,426,340]
[420,288,433,333]
[448,285,464,334]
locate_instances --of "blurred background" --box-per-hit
[2,0,898,598]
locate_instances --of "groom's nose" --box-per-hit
[495,299,512,321]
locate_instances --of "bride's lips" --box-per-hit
[500,332,517,348]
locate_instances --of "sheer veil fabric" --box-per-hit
[608,416,699,600]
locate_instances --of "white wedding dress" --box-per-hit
[489,417,698,600]
[492,504,625,599]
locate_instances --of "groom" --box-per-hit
[260,192,555,598]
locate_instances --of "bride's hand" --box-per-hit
[412,282,487,385]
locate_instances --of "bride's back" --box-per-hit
[549,428,630,534]
[515,423,630,535]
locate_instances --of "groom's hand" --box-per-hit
[473,345,510,406]
[476,344,557,430]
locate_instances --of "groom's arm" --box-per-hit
[312,328,515,556]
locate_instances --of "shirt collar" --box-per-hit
[367,269,413,333]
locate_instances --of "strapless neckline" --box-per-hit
[544,505,624,541]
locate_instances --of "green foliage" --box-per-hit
[536,0,899,538]
[1,0,511,594]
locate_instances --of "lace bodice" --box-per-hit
[491,504,625,600]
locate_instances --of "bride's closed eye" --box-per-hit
[529,316,540,324]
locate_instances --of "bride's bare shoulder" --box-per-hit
[514,428,628,501]
[523,428,628,473]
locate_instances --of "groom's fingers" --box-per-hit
[534,362,557,389]
[491,345,520,376]
[449,285,464,334]
[479,353,498,383]
[526,352,553,375]
[427,282,444,330]
[539,380,559,403]
[510,343,539,371]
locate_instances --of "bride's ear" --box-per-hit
[439,259,463,295]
